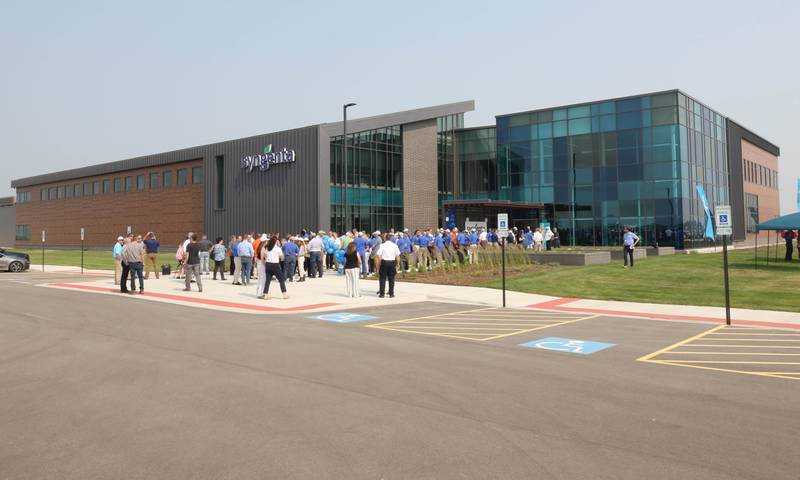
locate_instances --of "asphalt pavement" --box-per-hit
[1,273,798,479]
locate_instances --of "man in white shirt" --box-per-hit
[533,228,544,252]
[376,235,401,298]
[307,231,324,278]
[544,227,554,250]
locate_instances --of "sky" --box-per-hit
[1,0,798,213]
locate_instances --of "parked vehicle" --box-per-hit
[0,248,30,272]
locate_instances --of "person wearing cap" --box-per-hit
[368,231,382,275]
[416,229,432,271]
[468,229,479,264]
[254,234,269,296]
[307,231,324,278]
[113,236,124,285]
[376,233,401,298]
[395,232,407,272]
[354,231,368,277]
[282,235,300,281]
[432,229,444,267]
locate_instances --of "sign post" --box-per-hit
[41,230,46,272]
[715,205,732,325]
[80,227,85,275]
[497,213,509,308]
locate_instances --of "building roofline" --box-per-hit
[455,125,495,132]
[11,100,476,189]
[495,89,681,119]
[727,119,780,156]
[320,100,475,137]
[10,124,319,188]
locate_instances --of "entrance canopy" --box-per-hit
[756,212,800,231]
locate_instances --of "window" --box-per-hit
[83,183,90,195]
[103,179,111,193]
[163,170,173,187]
[74,183,82,198]
[137,175,145,191]
[746,193,759,233]
[192,166,203,184]
[16,191,32,203]
[57,186,64,199]
[114,178,121,192]
[15,225,30,241]
[149,172,159,189]
[40,189,46,201]
[177,168,187,186]
[215,156,225,209]
[65,185,72,199]
[125,176,133,192]
[93,181,100,195]
[48,187,56,200]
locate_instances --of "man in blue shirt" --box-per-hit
[622,226,640,269]
[354,232,368,276]
[237,236,254,285]
[231,236,242,285]
[417,229,432,271]
[113,236,124,285]
[433,230,444,267]
[282,237,300,281]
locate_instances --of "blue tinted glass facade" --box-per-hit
[456,91,729,249]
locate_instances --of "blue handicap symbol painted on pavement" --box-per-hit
[307,312,377,323]
[519,337,615,355]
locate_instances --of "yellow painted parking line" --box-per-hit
[649,360,800,381]
[666,352,800,356]
[638,325,800,381]
[478,315,599,341]
[637,325,725,362]
[366,308,598,342]
[661,360,800,365]
[687,344,800,348]
[698,338,800,342]
[712,332,800,337]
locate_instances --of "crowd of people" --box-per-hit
[111,224,571,298]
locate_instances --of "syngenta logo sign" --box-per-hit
[240,144,297,172]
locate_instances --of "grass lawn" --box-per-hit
[12,248,115,270]
[478,247,800,313]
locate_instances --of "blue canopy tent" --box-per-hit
[754,211,800,268]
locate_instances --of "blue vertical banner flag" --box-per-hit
[695,185,716,241]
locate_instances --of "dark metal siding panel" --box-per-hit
[726,120,746,240]
[317,127,331,230]
[10,125,320,188]
[203,125,320,240]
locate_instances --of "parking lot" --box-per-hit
[1,272,798,479]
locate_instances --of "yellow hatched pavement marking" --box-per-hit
[639,325,800,381]
[366,308,598,342]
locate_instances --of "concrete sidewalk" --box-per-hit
[34,264,800,328]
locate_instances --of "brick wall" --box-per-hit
[741,139,780,241]
[14,159,204,248]
[402,119,438,230]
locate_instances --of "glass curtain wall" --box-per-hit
[492,91,728,248]
[437,114,464,205]
[330,126,403,233]
[455,127,497,199]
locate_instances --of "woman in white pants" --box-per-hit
[255,235,269,298]
[343,242,362,298]
[296,238,307,282]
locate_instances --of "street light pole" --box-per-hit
[343,102,356,231]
